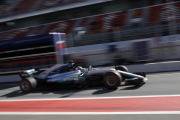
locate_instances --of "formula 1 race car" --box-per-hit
[19,62,148,93]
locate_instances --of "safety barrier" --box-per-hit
[1,37,180,72]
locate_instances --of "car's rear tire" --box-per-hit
[115,65,128,72]
[103,73,122,89]
[19,77,37,93]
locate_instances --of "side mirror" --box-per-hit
[88,66,92,71]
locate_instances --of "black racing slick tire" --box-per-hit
[19,77,37,93]
[103,72,122,89]
[115,65,128,72]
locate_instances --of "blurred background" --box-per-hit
[0,0,180,72]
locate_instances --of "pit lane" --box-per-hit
[0,72,180,100]
[0,72,180,119]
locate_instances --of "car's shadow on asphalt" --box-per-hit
[0,82,19,90]
[0,83,145,98]
[120,83,145,90]
[0,90,26,98]
[0,86,115,98]
[39,88,83,98]
[91,86,117,95]
[0,87,84,98]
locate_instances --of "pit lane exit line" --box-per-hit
[0,111,180,115]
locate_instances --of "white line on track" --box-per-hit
[0,94,180,102]
[0,111,180,115]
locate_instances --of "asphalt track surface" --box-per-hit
[0,72,180,119]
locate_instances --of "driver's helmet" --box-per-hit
[69,61,75,70]
[77,66,82,70]
[76,66,86,73]
[69,61,74,66]
[81,68,86,73]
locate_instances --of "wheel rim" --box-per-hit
[21,81,29,91]
[106,76,117,86]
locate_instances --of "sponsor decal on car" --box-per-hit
[63,77,79,81]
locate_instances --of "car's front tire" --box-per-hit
[103,73,122,89]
